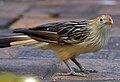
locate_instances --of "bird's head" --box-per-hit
[87,15,113,49]
[89,15,113,29]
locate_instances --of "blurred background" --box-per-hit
[0,0,120,81]
[0,0,120,36]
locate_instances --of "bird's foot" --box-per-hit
[80,69,98,74]
[57,71,88,77]
[72,67,97,74]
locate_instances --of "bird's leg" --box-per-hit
[58,60,88,76]
[71,58,97,73]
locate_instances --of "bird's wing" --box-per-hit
[13,21,91,44]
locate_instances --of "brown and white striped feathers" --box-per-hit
[13,20,91,44]
[13,15,113,51]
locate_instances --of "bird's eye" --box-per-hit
[100,18,103,22]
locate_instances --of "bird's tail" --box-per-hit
[0,33,38,48]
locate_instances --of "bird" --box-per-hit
[0,15,113,76]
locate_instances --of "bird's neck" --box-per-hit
[86,25,111,50]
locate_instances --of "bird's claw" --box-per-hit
[87,69,98,73]
[72,67,97,74]
[57,71,88,77]
[81,69,98,74]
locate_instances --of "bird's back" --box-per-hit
[13,15,112,61]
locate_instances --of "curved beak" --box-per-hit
[106,18,113,25]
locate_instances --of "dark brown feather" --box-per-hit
[13,21,91,44]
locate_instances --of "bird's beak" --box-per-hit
[106,18,113,25]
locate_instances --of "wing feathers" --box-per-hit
[14,30,59,42]
[13,21,90,44]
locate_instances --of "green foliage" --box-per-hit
[0,72,39,82]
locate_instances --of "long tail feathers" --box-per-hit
[10,39,38,46]
[0,34,39,48]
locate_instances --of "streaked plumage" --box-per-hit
[12,15,113,76]
[14,21,90,44]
